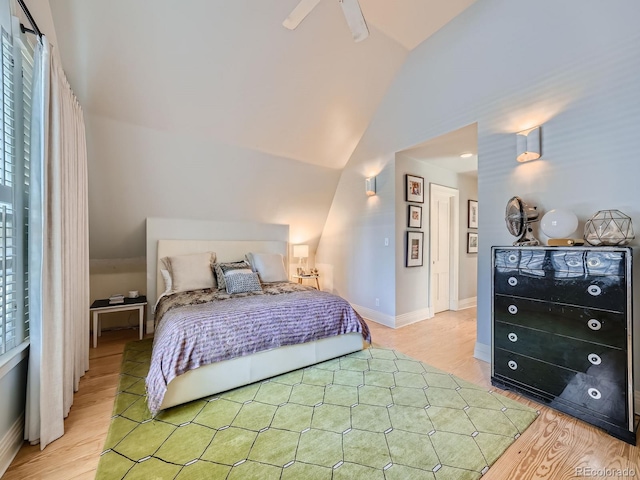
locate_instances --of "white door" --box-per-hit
[431,192,451,313]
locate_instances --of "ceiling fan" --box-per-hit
[283,0,369,42]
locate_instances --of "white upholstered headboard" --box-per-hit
[146,218,289,332]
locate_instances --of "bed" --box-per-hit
[145,229,370,414]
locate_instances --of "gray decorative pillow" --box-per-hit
[224,269,263,294]
[213,261,250,291]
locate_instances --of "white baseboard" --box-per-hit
[352,305,433,329]
[457,297,477,310]
[395,308,432,328]
[0,414,24,477]
[474,341,490,363]
[351,304,396,328]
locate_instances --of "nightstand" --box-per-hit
[89,296,147,348]
[292,274,320,289]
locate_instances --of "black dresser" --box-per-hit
[491,246,636,444]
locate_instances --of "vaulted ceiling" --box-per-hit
[49,0,476,170]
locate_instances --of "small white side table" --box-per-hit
[292,274,320,290]
[89,296,147,348]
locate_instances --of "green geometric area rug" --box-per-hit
[96,338,538,480]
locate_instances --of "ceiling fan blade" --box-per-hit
[283,0,323,30]
[339,0,369,42]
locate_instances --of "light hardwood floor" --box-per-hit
[5,309,640,479]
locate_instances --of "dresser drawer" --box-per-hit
[494,295,627,348]
[494,349,628,424]
[550,250,625,277]
[495,249,626,277]
[494,271,626,311]
[494,249,546,275]
[495,321,626,379]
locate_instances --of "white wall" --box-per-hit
[318,0,640,382]
[458,173,478,304]
[86,113,342,260]
[89,258,146,331]
[318,157,397,322]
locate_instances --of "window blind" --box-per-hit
[0,28,16,354]
[0,27,32,356]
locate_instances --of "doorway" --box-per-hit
[429,184,459,313]
[396,122,478,319]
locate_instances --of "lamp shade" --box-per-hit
[540,209,579,239]
[516,126,541,162]
[293,244,309,258]
[365,176,376,196]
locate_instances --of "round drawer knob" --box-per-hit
[508,332,518,342]
[508,254,518,263]
[567,258,581,267]
[587,257,601,267]
[587,285,602,296]
[588,388,602,400]
[508,360,518,370]
[508,305,518,315]
[587,319,602,331]
[588,354,602,365]
[508,276,518,286]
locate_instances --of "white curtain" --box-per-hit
[25,35,90,449]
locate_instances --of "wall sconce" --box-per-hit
[365,176,376,196]
[293,244,309,274]
[516,126,541,162]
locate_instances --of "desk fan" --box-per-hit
[505,196,540,246]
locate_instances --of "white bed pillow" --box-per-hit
[166,251,217,293]
[160,268,172,294]
[154,268,174,312]
[246,252,288,283]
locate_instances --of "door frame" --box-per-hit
[429,183,460,313]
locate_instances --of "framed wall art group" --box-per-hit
[467,199,478,253]
[405,174,424,267]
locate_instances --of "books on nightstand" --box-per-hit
[109,294,125,305]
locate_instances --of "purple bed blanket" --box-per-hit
[146,282,370,414]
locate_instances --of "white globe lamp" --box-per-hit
[540,209,579,239]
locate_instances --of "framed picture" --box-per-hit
[467,232,479,253]
[406,231,424,267]
[408,205,422,228]
[468,199,478,229]
[405,174,424,203]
